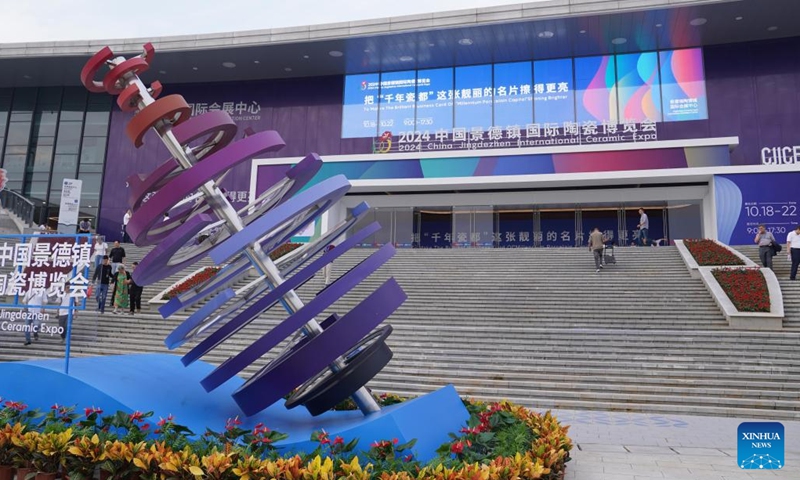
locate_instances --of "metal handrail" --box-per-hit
[0,189,36,228]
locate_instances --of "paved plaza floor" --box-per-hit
[533,409,800,479]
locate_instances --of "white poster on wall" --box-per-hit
[58,178,82,234]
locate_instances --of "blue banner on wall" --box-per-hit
[715,173,800,245]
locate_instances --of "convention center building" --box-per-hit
[0,0,798,247]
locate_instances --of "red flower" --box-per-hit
[392,438,398,445]
[84,406,103,417]
[403,454,413,462]
[684,239,745,266]
[333,436,344,446]
[712,267,771,313]
[50,403,60,410]
[129,411,144,422]
[451,441,464,454]
[141,423,150,431]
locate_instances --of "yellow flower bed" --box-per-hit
[0,401,571,479]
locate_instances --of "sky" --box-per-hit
[0,0,546,44]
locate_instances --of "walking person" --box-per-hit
[55,291,72,343]
[588,227,606,273]
[323,244,336,286]
[788,225,800,281]
[22,289,47,346]
[92,256,113,314]
[78,218,91,234]
[109,240,126,274]
[122,209,132,243]
[755,224,777,269]
[93,235,107,274]
[637,208,649,246]
[111,265,131,314]
[129,262,143,315]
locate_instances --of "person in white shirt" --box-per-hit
[55,288,73,343]
[93,235,108,273]
[23,289,47,345]
[122,209,132,243]
[637,208,650,246]
[788,225,800,281]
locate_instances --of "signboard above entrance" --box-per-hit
[372,119,658,154]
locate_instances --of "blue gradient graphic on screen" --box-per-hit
[575,55,618,123]
[738,422,784,470]
[616,52,662,122]
[660,48,708,121]
[533,58,574,124]
[416,68,453,132]
[493,62,533,127]
[342,73,379,138]
[454,64,493,129]
[378,70,417,133]
[341,47,708,137]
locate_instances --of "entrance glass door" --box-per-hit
[580,209,619,246]
[539,210,577,247]
[497,209,534,247]
[417,208,452,248]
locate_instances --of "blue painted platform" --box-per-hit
[0,354,468,461]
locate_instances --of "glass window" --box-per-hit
[32,145,54,170]
[5,122,32,146]
[83,111,110,137]
[32,110,58,138]
[51,154,78,174]
[55,122,83,154]
[59,87,87,121]
[8,88,36,122]
[79,136,108,165]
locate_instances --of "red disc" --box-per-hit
[80,46,114,93]
[103,57,150,95]
[125,95,192,148]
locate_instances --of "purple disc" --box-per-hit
[182,222,383,368]
[128,130,285,246]
[232,277,407,416]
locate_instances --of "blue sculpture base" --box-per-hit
[0,354,468,462]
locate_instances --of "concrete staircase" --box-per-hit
[733,245,800,330]
[2,245,800,420]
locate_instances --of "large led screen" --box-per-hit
[341,73,379,138]
[377,70,417,132]
[660,48,708,121]
[340,48,708,138]
[616,52,662,122]
[416,68,453,132]
[533,58,575,125]
[454,64,493,130]
[575,55,618,123]
[493,62,533,127]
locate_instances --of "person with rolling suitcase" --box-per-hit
[588,227,606,274]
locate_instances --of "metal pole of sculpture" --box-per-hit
[81,44,389,415]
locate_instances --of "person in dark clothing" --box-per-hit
[109,240,126,274]
[92,256,113,314]
[129,261,143,314]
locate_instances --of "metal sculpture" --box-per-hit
[81,44,405,416]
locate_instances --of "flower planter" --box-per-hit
[14,468,34,480]
[675,239,783,329]
[0,466,13,480]
[699,267,784,330]
[675,239,756,278]
[34,473,57,480]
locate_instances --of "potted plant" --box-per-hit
[66,434,105,480]
[0,424,25,480]
[10,431,39,480]
[31,429,73,480]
